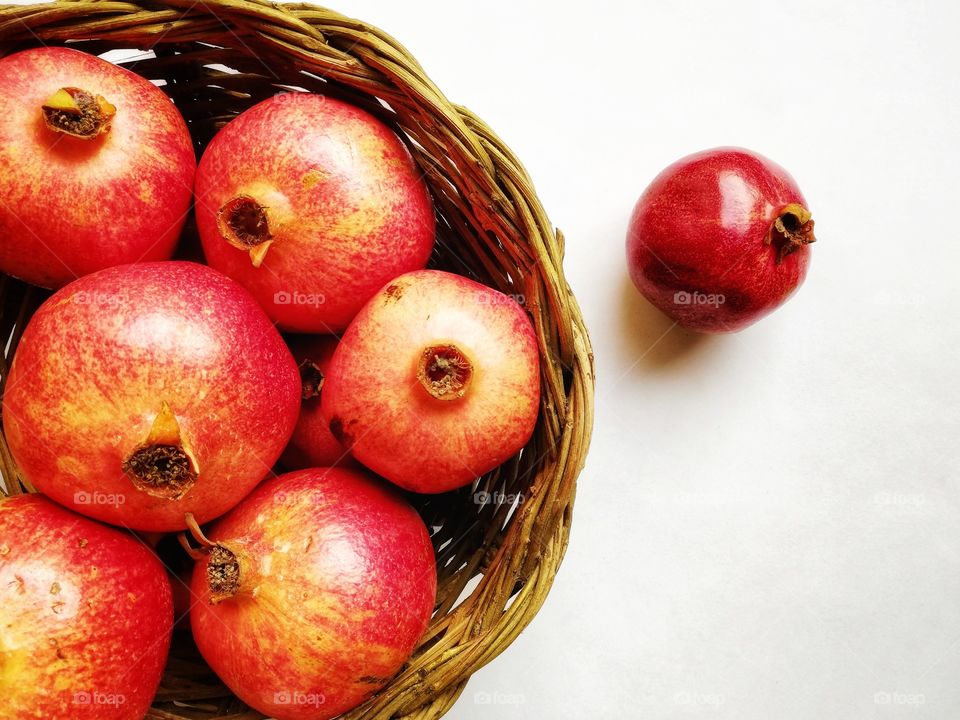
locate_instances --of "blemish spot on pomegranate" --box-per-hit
[383,283,404,302]
[359,675,390,685]
[329,416,355,447]
[301,167,329,189]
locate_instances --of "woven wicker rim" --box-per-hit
[0,1,595,718]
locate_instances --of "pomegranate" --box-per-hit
[2,261,300,531]
[280,335,352,470]
[195,93,435,333]
[626,147,815,332]
[188,468,436,720]
[0,47,195,289]
[322,270,540,493]
[0,493,172,718]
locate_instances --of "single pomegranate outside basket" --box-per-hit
[0,1,594,718]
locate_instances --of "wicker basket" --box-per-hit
[0,1,595,718]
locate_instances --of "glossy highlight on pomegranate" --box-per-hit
[0,47,196,289]
[1,262,301,531]
[322,270,541,493]
[189,468,436,720]
[0,494,173,718]
[195,93,436,333]
[626,147,815,332]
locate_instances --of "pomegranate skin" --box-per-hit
[626,147,814,333]
[0,494,173,719]
[1,262,300,531]
[190,468,436,720]
[280,335,353,471]
[0,47,196,289]
[195,93,436,333]
[322,270,540,494]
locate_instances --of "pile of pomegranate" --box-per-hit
[0,47,541,720]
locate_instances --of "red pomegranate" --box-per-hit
[626,147,815,332]
[322,270,540,493]
[280,335,352,470]
[0,493,173,718]
[195,93,435,333]
[189,468,436,720]
[0,47,195,289]
[2,262,300,531]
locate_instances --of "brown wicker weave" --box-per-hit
[0,1,595,717]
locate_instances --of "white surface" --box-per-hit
[11,0,960,717]
[323,1,960,718]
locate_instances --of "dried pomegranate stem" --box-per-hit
[178,512,215,560]
[41,87,115,138]
[767,203,816,263]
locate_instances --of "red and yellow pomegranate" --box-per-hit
[0,47,196,289]
[1,262,301,531]
[322,270,541,493]
[0,494,173,718]
[189,468,436,720]
[195,93,436,333]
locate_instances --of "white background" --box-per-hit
[324,1,960,718]
[9,0,960,718]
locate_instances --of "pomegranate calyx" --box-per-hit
[767,203,816,264]
[207,544,242,604]
[122,402,199,499]
[217,195,274,266]
[41,87,115,138]
[298,359,325,401]
[180,513,244,603]
[417,344,473,401]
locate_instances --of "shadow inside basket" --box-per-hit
[0,37,562,720]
